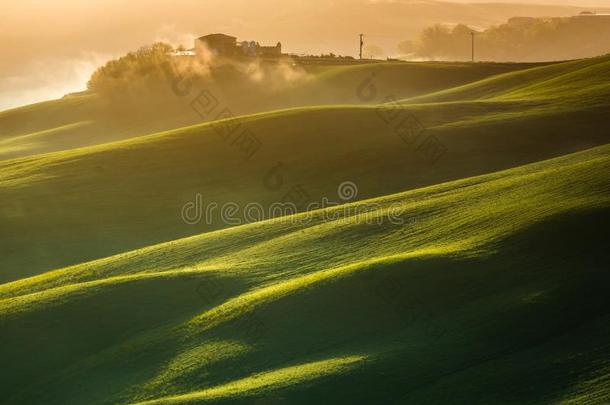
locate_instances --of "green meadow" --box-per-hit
[1,55,609,404]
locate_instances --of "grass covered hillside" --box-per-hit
[1,56,609,281]
[0,60,540,161]
[1,143,609,404]
[409,55,610,105]
[1,47,610,405]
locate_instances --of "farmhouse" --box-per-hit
[195,33,282,58]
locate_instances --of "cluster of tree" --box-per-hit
[296,53,355,59]
[87,43,176,95]
[298,46,384,61]
[403,15,610,62]
[85,42,312,114]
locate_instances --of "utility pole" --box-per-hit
[470,31,476,63]
[359,34,364,60]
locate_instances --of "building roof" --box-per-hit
[197,33,237,41]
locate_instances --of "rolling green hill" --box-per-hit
[409,55,610,106]
[1,54,610,404]
[1,56,609,281]
[1,143,609,404]
[0,61,541,161]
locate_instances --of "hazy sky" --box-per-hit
[2,0,610,111]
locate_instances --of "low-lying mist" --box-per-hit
[86,42,314,122]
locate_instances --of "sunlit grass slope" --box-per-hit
[0,61,538,160]
[1,56,609,281]
[275,60,544,109]
[1,144,609,404]
[410,54,610,106]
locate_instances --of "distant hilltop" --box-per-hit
[577,11,610,16]
[189,33,283,58]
